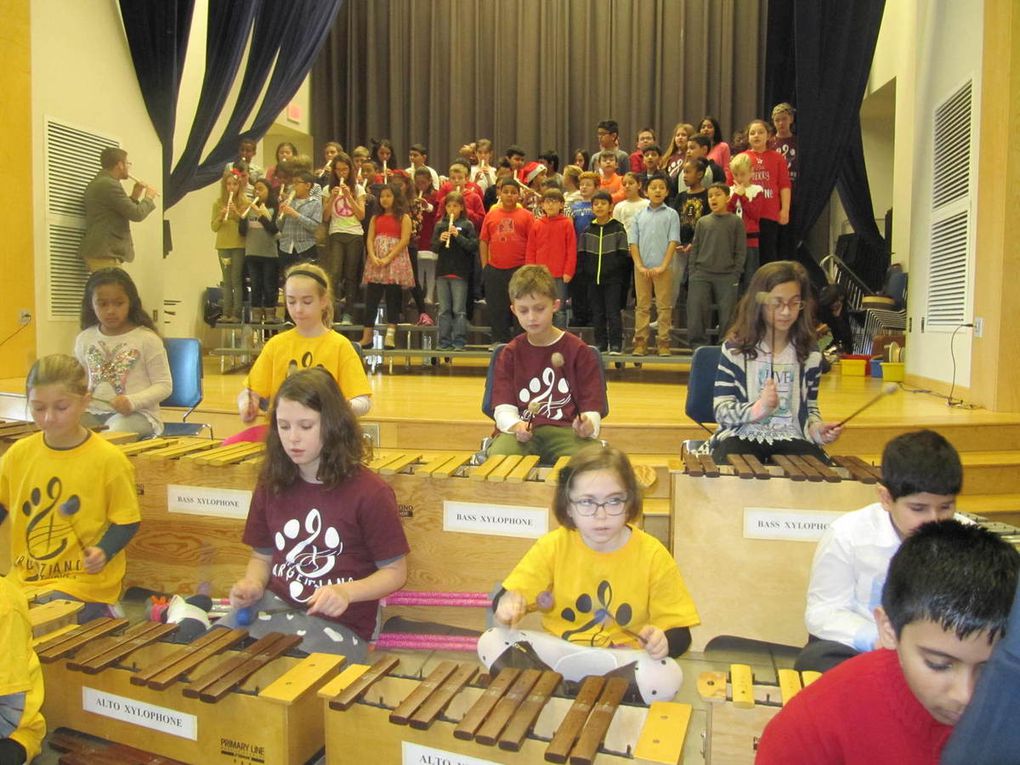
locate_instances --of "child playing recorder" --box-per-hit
[478,445,699,704]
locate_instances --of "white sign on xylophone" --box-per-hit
[402,741,499,765]
[443,501,548,539]
[82,687,198,740]
[167,484,252,519]
[743,507,844,542]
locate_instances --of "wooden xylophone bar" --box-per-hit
[682,451,882,483]
[320,656,691,764]
[182,631,304,702]
[49,727,189,765]
[131,627,248,690]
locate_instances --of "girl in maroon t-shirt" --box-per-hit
[226,368,409,662]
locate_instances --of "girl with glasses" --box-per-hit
[705,261,842,466]
[476,445,699,704]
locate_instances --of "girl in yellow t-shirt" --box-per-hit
[478,445,700,704]
[227,263,372,444]
[0,355,140,622]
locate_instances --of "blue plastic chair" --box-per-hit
[160,338,212,438]
[682,345,721,454]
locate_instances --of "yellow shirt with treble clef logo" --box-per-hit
[0,431,140,603]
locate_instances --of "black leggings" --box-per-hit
[758,219,780,265]
[407,247,427,313]
[364,283,402,327]
[246,257,279,308]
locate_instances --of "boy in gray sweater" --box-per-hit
[686,183,747,348]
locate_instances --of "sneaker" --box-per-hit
[437,343,454,351]
[649,320,658,331]
[608,347,622,356]
[340,313,353,326]
[658,344,671,357]
[384,327,397,349]
[633,340,647,357]
[417,313,435,326]
[453,344,466,351]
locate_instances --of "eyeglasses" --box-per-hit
[569,495,629,516]
[764,297,804,312]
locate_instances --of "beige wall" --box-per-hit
[0,0,35,378]
[26,0,313,349]
[863,0,983,390]
[29,0,164,357]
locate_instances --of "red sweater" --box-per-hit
[727,185,765,244]
[480,205,533,269]
[435,181,486,232]
[525,214,577,278]
[726,150,790,222]
[756,649,953,765]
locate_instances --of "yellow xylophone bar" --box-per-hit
[698,664,824,708]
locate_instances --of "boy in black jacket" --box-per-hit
[577,190,630,354]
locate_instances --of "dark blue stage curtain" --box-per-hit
[119,0,194,193]
[836,118,893,285]
[165,1,258,207]
[763,0,886,263]
[120,0,343,209]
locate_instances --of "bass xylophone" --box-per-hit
[672,453,880,650]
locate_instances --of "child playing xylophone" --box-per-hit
[222,368,409,663]
[0,355,140,623]
[478,444,699,704]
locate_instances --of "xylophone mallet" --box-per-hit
[835,383,899,427]
[756,291,777,380]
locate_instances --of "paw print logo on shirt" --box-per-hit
[518,366,571,421]
[275,508,342,601]
[559,580,634,647]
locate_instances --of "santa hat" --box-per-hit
[520,161,546,185]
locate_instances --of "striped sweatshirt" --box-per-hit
[704,340,824,451]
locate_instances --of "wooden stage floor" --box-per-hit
[3,357,1020,450]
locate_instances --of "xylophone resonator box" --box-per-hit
[673,453,880,650]
[38,617,343,765]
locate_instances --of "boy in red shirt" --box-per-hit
[525,189,576,328]
[629,127,657,173]
[757,520,1019,765]
[480,178,534,343]
[597,151,625,203]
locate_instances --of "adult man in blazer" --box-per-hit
[80,147,157,271]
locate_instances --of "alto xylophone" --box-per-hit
[697,664,822,765]
[38,617,342,765]
[320,656,692,764]
[672,453,880,650]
